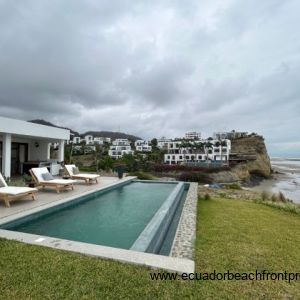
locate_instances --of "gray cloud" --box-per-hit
[0,0,299,156]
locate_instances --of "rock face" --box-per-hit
[231,135,272,178]
[208,135,272,183]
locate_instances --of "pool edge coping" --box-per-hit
[0,229,194,274]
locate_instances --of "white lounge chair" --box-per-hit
[0,172,37,208]
[30,167,76,193]
[64,164,100,185]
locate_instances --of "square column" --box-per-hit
[58,140,65,162]
[2,133,11,178]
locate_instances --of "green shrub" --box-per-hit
[225,183,242,190]
[128,172,154,180]
[204,193,211,200]
[255,199,300,215]
[271,194,278,202]
[79,165,97,172]
[278,191,287,203]
[98,156,114,171]
[8,178,26,187]
[261,191,269,201]
[177,172,211,183]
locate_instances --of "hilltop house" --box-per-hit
[185,131,201,140]
[157,137,172,150]
[71,135,111,145]
[213,130,248,140]
[134,140,152,152]
[72,136,81,144]
[0,116,70,177]
[108,139,134,159]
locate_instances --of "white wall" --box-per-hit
[28,141,50,161]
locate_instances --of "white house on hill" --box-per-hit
[164,139,231,165]
[108,139,134,159]
[185,131,201,140]
[0,116,70,177]
[134,140,152,152]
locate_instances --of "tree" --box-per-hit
[204,141,213,160]
[194,142,205,153]
[120,154,138,172]
[150,138,158,149]
[98,156,114,172]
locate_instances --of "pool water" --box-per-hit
[10,182,177,249]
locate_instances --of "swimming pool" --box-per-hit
[1,180,188,255]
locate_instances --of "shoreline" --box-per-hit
[248,161,300,204]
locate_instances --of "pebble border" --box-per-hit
[170,182,198,259]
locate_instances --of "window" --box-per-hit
[179,156,183,159]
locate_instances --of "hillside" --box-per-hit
[28,119,142,141]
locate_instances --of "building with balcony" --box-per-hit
[185,131,201,140]
[108,139,134,159]
[134,140,152,152]
[164,139,231,165]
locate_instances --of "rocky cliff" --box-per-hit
[231,135,271,178]
[209,135,272,183]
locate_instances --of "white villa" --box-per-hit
[71,135,111,145]
[213,130,248,140]
[108,139,134,159]
[134,140,152,152]
[185,132,201,140]
[157,137,172,150]
[84,135,94,145]
[72,136,81,144]
[0,116,70,178]
[163,139,231,165]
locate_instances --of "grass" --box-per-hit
[0,198,299,299]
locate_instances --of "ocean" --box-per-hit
[252,158,300,204]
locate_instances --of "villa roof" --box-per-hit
[0,116,70,140]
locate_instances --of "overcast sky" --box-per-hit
[0,0,299,157]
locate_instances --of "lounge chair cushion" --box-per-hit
[42,172,54,181]
[73,174,100,179]
[0,186,37,196]
[72,167,80,175]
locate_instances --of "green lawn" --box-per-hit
[0,198,299,299]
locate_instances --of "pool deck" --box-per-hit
[0,176,134,223]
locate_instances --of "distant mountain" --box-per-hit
[28,119,79,136]
[28,119,142,141]
[81,131,142,141]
